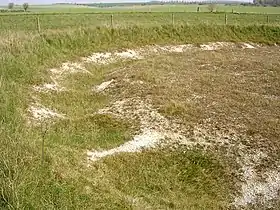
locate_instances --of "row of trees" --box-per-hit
[8,3,29,11]
[253,0,280,6]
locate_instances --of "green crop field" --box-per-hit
[1,3,280,210]
[2,4,280,13]
[1,12,280,34]
[1,4,279,34]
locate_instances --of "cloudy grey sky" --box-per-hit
[1,0,154,4]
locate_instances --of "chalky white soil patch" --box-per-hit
[28,103,65,123]
[33,83,65,93]
[34,42,263,93]
[93,79,115,93]
[155,44,194,53]
[82,52,115,64]
[32,63,89,94]
[200,42,235,51]
[234,150,280,208]
[116,49,143,59]
[123,79,144,85]
[87,129,164,161]
[242,43,255,49]
[87,98,187,161]
[50,62,89,77]
[80,42,261,67]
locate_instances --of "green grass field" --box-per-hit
[0,13,280,34]
[1,3,280,210]
[1,4,279,33]
[2,4,280,13]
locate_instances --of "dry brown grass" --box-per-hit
[107,46,280,151]
[90,46,280,208]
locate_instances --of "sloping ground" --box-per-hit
[23,43,280,209]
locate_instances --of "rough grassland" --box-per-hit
[0,25,280,209]
[1,13,280,33]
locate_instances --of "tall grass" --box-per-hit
[1,24,280,208]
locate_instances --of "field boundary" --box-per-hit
[1,12,279,34]
[1,11,280,16]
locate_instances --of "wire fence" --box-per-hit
[0,12,280,33]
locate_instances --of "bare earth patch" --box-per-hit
[93,79,115,93]
[33,83,65,93]
[87,98,187,161]
[234,150,280,208]
[28,102,65,124]
[33,42,261,95]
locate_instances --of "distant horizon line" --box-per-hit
[0,0,252,6]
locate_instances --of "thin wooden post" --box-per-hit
[225,13,228,25]
[41,137,45,164]
[267,15,269,24]
[36,16,41,33]
[172,13,174,26]
[40,123,47,165]
[110,14,113,29]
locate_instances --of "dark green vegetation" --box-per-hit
[253,0,280,6]
[100,149,233,209]
[1,19,280,209]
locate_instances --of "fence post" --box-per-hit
[172,13,174,26]
[41,136,45,164]
[40,123,48,165]
[36,16,41,33]
[110,14,113,29]
[267,15,269,24]
[225,13,228,25]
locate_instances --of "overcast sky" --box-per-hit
[1,0,158,4]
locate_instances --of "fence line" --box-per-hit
[0,11,280,17]
[225,14,228,25]
[36,16,41,33]
[0,12,278,34]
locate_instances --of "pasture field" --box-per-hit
[1,4,280,14]
[0,4,280,210]
[1,4,279,33]
[0,12,280,34]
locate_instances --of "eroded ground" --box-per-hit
[28,43,280,209]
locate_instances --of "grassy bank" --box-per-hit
[1,24,280,209]
[2,24,279,96]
